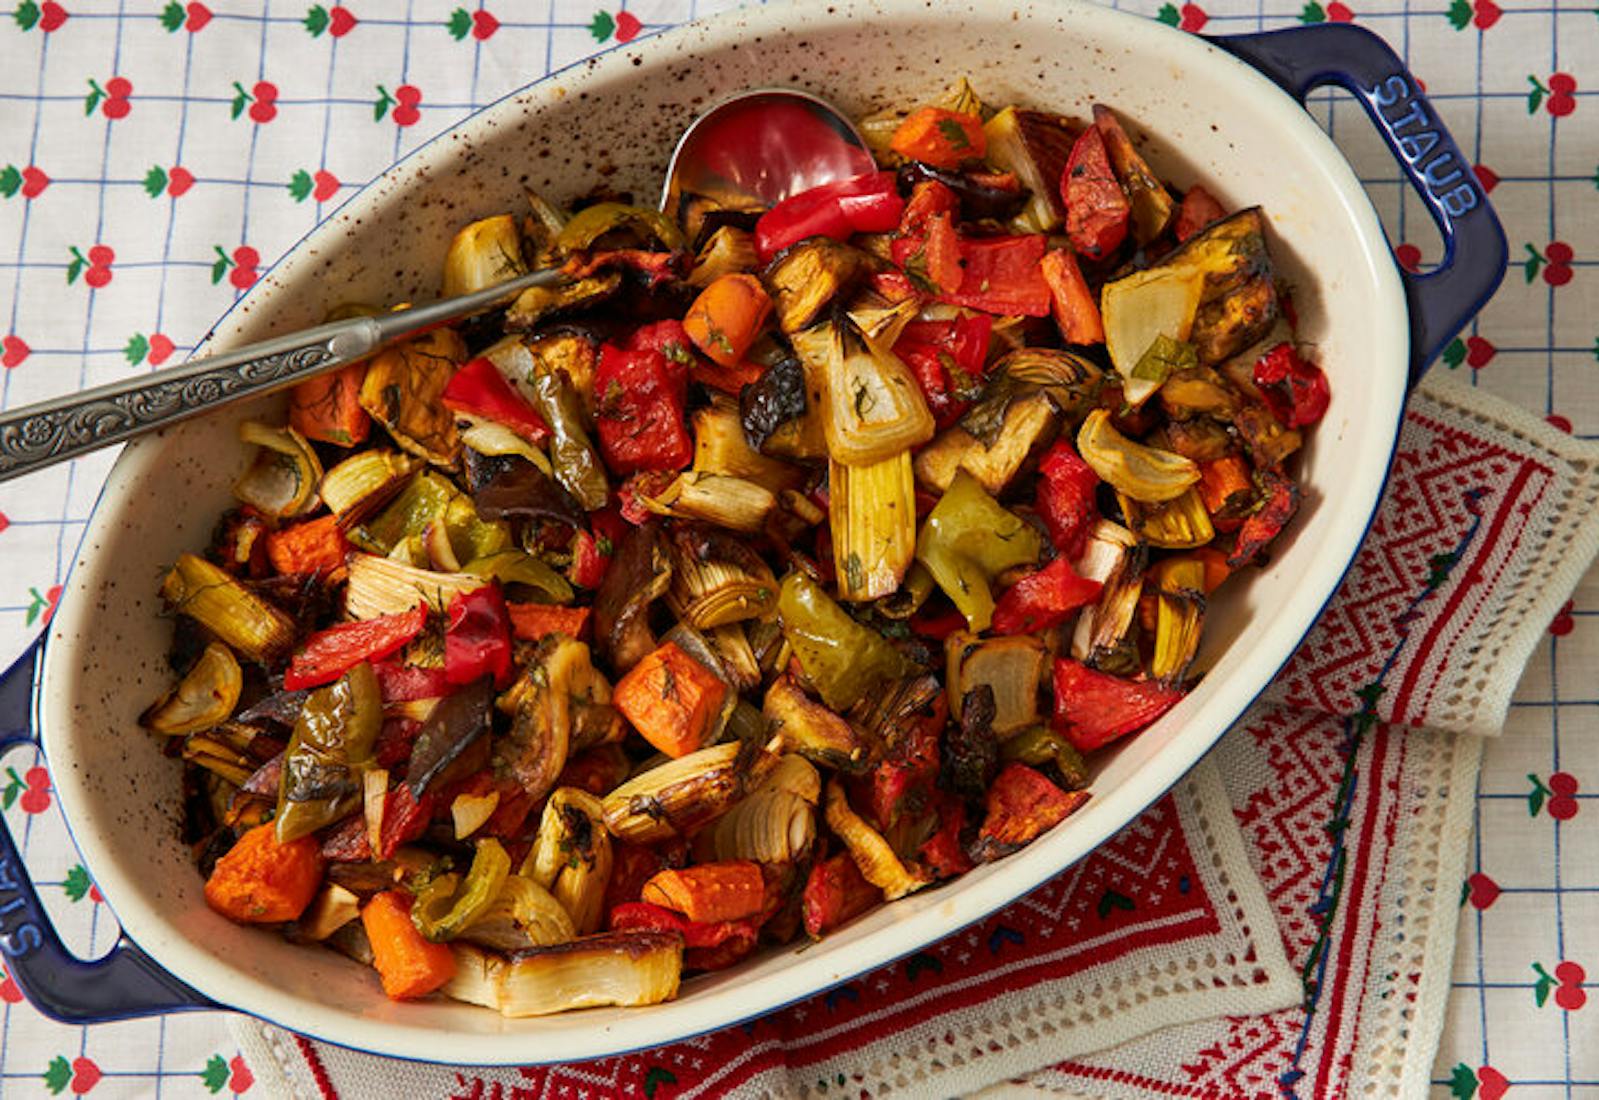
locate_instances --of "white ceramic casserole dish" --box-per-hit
[0,0,1503,1064]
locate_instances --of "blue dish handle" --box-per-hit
[1210,23,1507,387]
[0,638,215,1022]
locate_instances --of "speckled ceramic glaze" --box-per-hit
[40,0,1407,1063]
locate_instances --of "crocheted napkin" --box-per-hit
[233,374,1599,1098]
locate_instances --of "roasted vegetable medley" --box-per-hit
[155,79,1330,1017]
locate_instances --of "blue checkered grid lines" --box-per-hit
[0,1,1594,1096]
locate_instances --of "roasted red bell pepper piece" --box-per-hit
[624,320,695,402]
[972,762,1090,861]
[892,313,992,429]
[893,233,1051,316]
[1173,184,1227,243]
[863,688,946,832]
[899,179,959,236]
[946,234,1052,317]
[373,716,422,769]
[372,659,449,704]
[616,469,677,526]
[282,603,428,691]
[1051,658,1184,752]
[684,925,762,971]
[909,604,969,641]
[443,584,513,688]
[801,852,883,938]
[593,343,694,475]
[1252,342,1330,429]
[440,357,551,444]
[917,794,974,879]
[1062,125,1130,261]
[563,249,682,288]
[754,171,903,262]
[1035,440,1102,559]
[608,901,760,951]
[316,782,438,862]
[991,557,1103,636]
[870,270,922,304]
[567,506,626,589]
[1040,248,1105,345]
[1228,467,1300,568]
[893,212,964,297]
[604,842,675,915]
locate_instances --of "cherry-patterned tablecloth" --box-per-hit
[0,1,1594,1097]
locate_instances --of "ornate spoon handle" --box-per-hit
[0,267,562,484]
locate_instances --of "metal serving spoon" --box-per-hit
[0,89,872,484]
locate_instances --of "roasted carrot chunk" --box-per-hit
[683,273,772,368]
[613,641,727,759]
[889,107,986,169]
[204,822,324,924]
[972,763,1090,862]
[1040,248,1105,345]
[361,889,457,1000]
[801,852,882,937]
[506,602,592,642]
[289,362,370,447]
[1196,454,1254,518]
[642,860,766,924]
[263,514,351,581]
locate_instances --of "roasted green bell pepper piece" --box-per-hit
[411,837,512,941]
[914,469,1043,632]
[776,571,910,712]
[275,661,382,843]
[998,725,1089,790]
[463,549,574,604]
[529,370,609,511]
[556,202,685,254]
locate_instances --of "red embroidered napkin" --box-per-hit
[235,376,1599,1098]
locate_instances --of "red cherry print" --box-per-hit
[471,9,499,40]
[1548,795,1579,820]
[38,1,67,31]
[1549,772,1579,797]
[1,335,29,369]
[0,969,20,1004]
[1549,73,1576,95]
[1545,264,1572,286]
[147,333,174,365]
[1466,872,1500,910]
[311,170,339,202]
[614,9,642,41]
[1555,985,1587,1010]
[1545,241,1573,264]
[228,1055,255,1093]
[232,245,259,267]
[230,267,258,290]
[86,245,113,266]
[1465,336,1495,368]
[1476,1067,1509,1100]
[87,884,102,903]
[391,87,421,128]
[83,267,111,289]
[252,81,278,103]
[20,166,49,198]
[1554,960,1586,984]
[1472,164,1498,192]
[1325,1,1353,20]
[102,98,130,120]
[166,166,194,196]
[1551,598,1575,635]
[0,511,8,534]
[69,1057,101,1094]
[18,788,49,814]
[328,5,356,35]
[1472,0,1500,28]
[1548,414,1573,433]
[105,77,131,99]
[1548,95,1575,118]
[1178,3,1207,31]
[248,101,277,124]
[185,1,211,31]
[1394,243,1421,272]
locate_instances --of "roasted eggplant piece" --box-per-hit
[739,354,825,460]
[593,520,672,674]
[895,161,1029,223]
[762,238,868,334]
[406,677,494,796]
